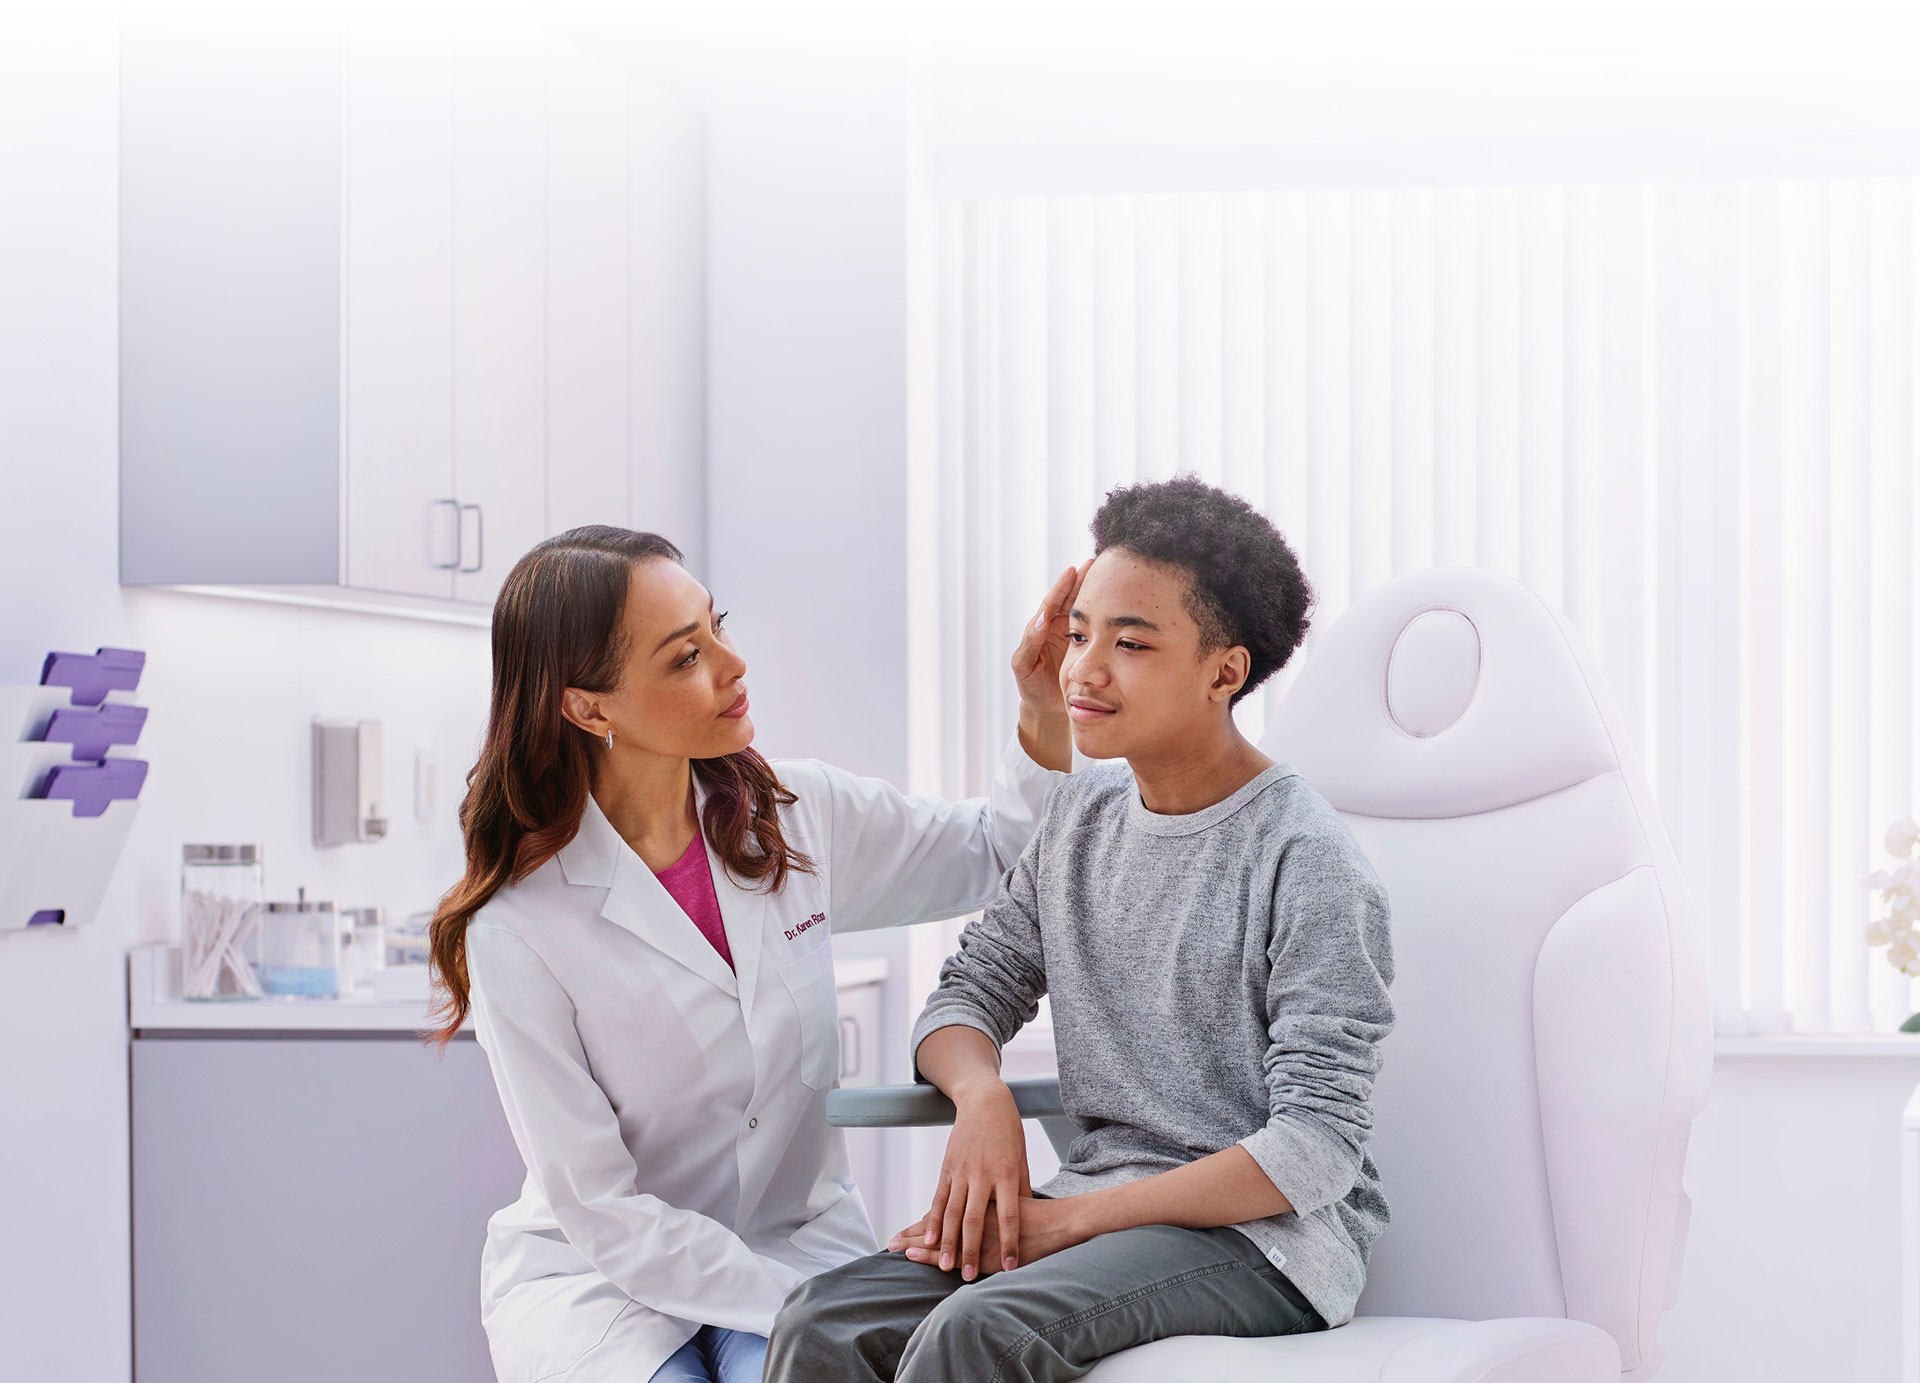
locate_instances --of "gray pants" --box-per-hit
[765,1223,1326,1383]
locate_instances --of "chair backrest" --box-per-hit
[1261,567,1711,1378]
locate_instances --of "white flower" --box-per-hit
[1868,918,1893,947]
[1889,818,1920,858]
[1905,957,1920,979]
[1900,861,1920,890]
[1870,869,1898,889]
[1889,932,1920,968]
[1890,886,1916,914]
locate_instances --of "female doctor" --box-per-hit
[427,526,1078,1383]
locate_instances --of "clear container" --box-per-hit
[259,893,341,998]
[180,844,264,1001]
[341,906,385,991]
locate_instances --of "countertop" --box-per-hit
[128,943,888,1034]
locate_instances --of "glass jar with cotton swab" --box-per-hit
[180,844,265,1001]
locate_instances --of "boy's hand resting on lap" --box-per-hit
[889,1194,1083,1277]
[909,1025,1038,1279]
[903,1072,1031,1280]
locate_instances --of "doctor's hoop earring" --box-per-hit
[604,729,614,750]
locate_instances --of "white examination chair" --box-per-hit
[828,566,1713,1382]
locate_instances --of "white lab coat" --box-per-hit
[466,736,1061,1383]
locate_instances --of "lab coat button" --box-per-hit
[748,1117,758,1129]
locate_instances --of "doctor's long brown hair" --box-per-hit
[426,526,812,1048]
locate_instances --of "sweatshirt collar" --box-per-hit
[1126,762,1299,837]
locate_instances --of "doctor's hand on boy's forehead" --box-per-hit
[1008,557,1093,715]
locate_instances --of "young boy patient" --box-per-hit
[766,476,1395,1383]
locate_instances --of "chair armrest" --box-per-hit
[827,1076,1065,1128]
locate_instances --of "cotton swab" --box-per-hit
[182,889,263,999]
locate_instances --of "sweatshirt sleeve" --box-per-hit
[907,808,1052,1077]
[466,923,806,1330]
[809,733,1065,936]
[1238,831,1396,1218]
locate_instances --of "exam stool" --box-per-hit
[828,567,1712,1382]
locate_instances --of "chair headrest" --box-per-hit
[1262,568,1622,820]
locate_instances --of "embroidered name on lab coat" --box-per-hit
[784,912,826,942]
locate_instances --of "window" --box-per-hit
[910,173,1920,1035]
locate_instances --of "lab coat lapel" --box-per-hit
[602,852,739,998]
[566,793,739,998]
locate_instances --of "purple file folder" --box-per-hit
[43,704,149,761]
[40,759,148,817]
[40,648,145,706]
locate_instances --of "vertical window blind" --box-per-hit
[910,178,1920,1036]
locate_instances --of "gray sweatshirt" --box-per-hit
[909,760,1395,1328]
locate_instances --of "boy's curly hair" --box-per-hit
[1089,475,1314,706]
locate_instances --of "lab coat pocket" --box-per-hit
[777,942,841,1091]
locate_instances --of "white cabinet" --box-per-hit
[344,28,458,600]
[120,23,706,613]
[546,41,632,540]
[132,1035,522,1383]
[451,30,550,606]
[128,953,887,1382]
[117,20,346,589]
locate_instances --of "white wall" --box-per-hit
[1663,1054,1920,1383]
[920,17,1920,151]
[0,22,130,1382]
[699,41,923,1234]
[0,18,491,1380]
[702,47,910,783]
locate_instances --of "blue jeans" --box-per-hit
[650,1326,769,1383]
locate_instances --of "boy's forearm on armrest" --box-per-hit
[1066,1145,1294,1240]
[915,1024,1008,1106]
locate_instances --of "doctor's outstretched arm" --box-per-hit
[809,562,1083,935]
[466,923,806,1330]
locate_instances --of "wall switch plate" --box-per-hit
[414,748,437,821]
[312,718,387,846]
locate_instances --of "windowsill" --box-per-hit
[1714,1033,1920,1058]
[1012,1031,1920,1059]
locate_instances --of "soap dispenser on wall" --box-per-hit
[312,718,388,847]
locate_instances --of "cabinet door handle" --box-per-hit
[459,504,484,574]
[838,1015,861,1079]
[434,499,461,570]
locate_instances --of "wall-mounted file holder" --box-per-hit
[2,647,148,932]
